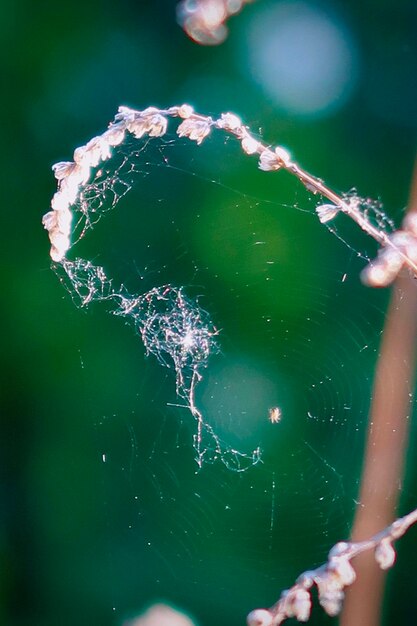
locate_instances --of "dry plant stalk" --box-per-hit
[177,0,255,44]
[43,105,417,287]
[247,507,417,625]
[340,163,417,626]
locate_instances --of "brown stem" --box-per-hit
[340,159,417,626]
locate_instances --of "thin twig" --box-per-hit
[247,507,417,625]
[43,105,417,288]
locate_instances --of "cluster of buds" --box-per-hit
[42,104,275,263]
[177,0,255,45]
[361,212,417,287]
[42,106,174,262]
[116,106,168,139]
[43,103,417,288]
[247,507,417,625]
[42,114,131,261]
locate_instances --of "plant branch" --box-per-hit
[42,105,417,288]
[247,507,417,625]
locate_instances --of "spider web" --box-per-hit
[50,122,395,623]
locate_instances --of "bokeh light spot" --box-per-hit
[243,1,359,117]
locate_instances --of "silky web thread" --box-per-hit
[46,107,266,471]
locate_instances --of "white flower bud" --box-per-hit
[329,557,356,586]
[375,539,396,570]
[177,104,194,119]
[58,179,79,205]
[177,118,212,145]
[246,609,273,626]
[328,542,349,558]
[84,136,112,166]
[52,161,76,180]
[147,114,168,137]
[103,122,126,146]
[316,204,340,224]
[259,149,282,172]
[73,145,89,165]
[60,163,90,189]
[126,112,168,139]
[241,136,260,155]
[51,191,71,212]
[217,112,242,130]
[361,262,391,287]
[49,231,70,257]
[274,146,291,166]
[126,117,147,138]
[50,245,65,262]
[291,588,312,622]
[116,105,136,121]
[317,572,345,617]
[56,208,73,234]
[319,588,344,617]
[42,210,58,232]
[361,246,404,287]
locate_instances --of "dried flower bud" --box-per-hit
[177,118,212,144]
[103,122,126,146]
[126,111,168,139]
[319,588,344,617]
[217,112,242,131]
[241,135,260,155]
[52,161,77,181]
[283,588,311,622]
[116,105,136,120]
[293,588,312,622]
[259,149,282,172]
[73,145,89,165]
[50,245,65,263]
[84,136,112,167]
[140,106,160,117]
[57,179,79,205]
[274,146,291,167]
[316,203,340,224]
[316,572,345,617]
[375,539,396,570]
[51,191,71,212]
[177,104,194,119]
[49,231,70,258]
[147,114,168,137]
[246,609,273,626]
[361,248,404,287]
[296,571,315,588]
[59,163,90,189]
[56,208,73,233]
[329,557,356,586]
[42,210,58,232]
[328,542,349,558]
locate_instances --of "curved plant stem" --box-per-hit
[340,158,417,626]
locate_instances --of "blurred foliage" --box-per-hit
[2,0,417,625]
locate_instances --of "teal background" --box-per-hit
[2,1,417,625]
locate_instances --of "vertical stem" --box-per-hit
[341,160,417,626]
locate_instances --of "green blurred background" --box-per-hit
[2,0,417,624]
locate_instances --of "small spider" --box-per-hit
[268,407,282,424]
